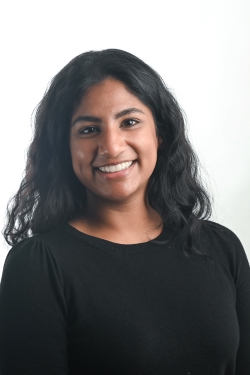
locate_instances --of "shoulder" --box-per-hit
[1,228,74,296]
[2,224,89,281]
[197,220,249,284]
[3,226,67,272]
[7,225,69,253]
[200,220,243,246]
[199,220,245,254]
[190,220,247,264]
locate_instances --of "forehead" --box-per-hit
[73,78,152,117]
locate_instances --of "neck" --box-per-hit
[69,194,163,244]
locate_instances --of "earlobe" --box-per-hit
[157,137,163,149]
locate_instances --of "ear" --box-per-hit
[157,136,163,149]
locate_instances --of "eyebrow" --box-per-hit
[71,107,145,127]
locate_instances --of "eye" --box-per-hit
[78,126,100,135]
[122,118,139,127]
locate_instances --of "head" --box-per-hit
[32,49,188,207]
[5,49,211,248]
[69,78,161,205]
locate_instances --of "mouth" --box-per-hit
[97,161,134,173]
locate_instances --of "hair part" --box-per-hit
[4,49,212,255]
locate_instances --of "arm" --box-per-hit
[235,242,250,375]
[0,238,69,375]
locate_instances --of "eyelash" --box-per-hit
[78,118,139,135]
[78,126,99,135]
[122,118,139,127]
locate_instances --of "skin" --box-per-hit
[69,78,163,244]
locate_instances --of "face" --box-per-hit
[70,78,161,205]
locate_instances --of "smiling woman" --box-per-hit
[0,49,249,375]
[70,79,160,220]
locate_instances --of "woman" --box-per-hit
[0,49,249,375]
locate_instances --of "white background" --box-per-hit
[0,0,249,276]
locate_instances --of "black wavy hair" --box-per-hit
[4,49,212,254]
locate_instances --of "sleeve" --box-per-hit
[0,238,69,375]
[234,240,250,375]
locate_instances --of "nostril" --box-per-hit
[98,140,126,158]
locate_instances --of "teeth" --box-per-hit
[98,161,133,173]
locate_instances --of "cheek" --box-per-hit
[70,147,87,178]
[76,151,85,160]
[71,151,90,187]
[70,140,86,164]
[141,131,159,156]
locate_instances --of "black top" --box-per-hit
[0,221,249,375]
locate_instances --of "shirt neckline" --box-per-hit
[62,222,176,251]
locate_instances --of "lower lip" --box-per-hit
[95,162,136,179]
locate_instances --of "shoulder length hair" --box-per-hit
[4,49,212,254]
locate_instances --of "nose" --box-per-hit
[98,127,127,158]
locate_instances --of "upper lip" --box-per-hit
[93,160,135,168]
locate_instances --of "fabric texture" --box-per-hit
[0,221,249,375]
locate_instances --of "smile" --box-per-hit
[98,161,134,173]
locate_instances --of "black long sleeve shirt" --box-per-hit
[0,221,250,374]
